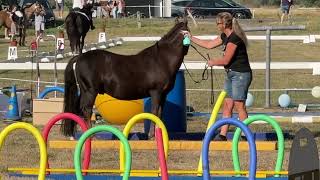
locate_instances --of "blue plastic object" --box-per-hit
[144,70,187,133]
[202,118,257,180]
[5,85,21,121]
[183,36,191,46]
[38,86,65,99]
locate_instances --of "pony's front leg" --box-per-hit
[18,28,22,46]
[157,95,167,120]
[148,90,162,138]
[21,28,26,46]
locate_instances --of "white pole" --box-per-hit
[160,1,163,17]
[46,35,57,98]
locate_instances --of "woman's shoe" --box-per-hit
[215,134,227,141]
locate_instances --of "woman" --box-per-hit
[280,0,293,24]
[111,0,118,18]
[8,4,18,37]
[184,12,252,141]
[55,0,64,18]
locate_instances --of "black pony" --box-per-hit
[65,3,94,55]
[62,17,190,136]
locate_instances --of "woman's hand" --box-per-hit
[181,30,191,38]
[208,59,215,67]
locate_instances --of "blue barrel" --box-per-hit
[144,70,186,133]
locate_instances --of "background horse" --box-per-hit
[0,10,12,38]
[62,17,190,136]
[65,4,94,55]
[0,3,43,46]
[18,2,44,46]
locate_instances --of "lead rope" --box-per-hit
[183,44,223,104]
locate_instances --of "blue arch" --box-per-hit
[202,118,257,180]
[38,86,65,99]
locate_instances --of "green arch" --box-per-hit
[232,115,284,177]
[74,125,132,180]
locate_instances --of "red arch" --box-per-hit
[42,113,91,174]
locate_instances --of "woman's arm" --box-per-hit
[208,42,237,66]
[191,35,222,49]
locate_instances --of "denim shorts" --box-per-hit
[224,70,252,101]
[281,5,290,14]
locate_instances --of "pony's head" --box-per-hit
[34,2,44,11]
[160,16,189,48]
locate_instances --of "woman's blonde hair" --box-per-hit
[217,12,248,47]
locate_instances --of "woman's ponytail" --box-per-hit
[232,17,248,47]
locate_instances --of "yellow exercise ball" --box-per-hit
[94,94,144,125]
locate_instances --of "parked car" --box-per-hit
[1,0,56,27]
[171,0,252,19]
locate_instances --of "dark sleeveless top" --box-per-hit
[221,32,251,72]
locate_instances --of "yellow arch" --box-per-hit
[197,91,227,175]
[120,113,169,175]
[0,122,47,180]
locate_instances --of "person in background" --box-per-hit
[100,0,111,18]
[8,4,18,37]
[280,0,293,24]
[34,5,45,42]
[117,0,125,18]
[183,12,252,141]
[72,0,84,10]
[111,0,117,18]
[72,0,95,29]
[55,0,64,18]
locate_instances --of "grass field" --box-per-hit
[0,7,320,179]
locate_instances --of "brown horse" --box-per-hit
[0,10,13,38]
[0,3,44,46]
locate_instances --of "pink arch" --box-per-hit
[42,113,91,174]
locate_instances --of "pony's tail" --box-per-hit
[61,57,80,137]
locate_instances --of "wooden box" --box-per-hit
[32,98,64,125]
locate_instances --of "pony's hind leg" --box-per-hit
[21,28,26,46]
[69,37,75,54]
[80,35,86,54]
[76,38,81,55]
[79,89,98,128]
[70,36,78,55]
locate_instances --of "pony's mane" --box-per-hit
[160,22,184,42]
[134,22,186,55]
[22,2,43,12]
